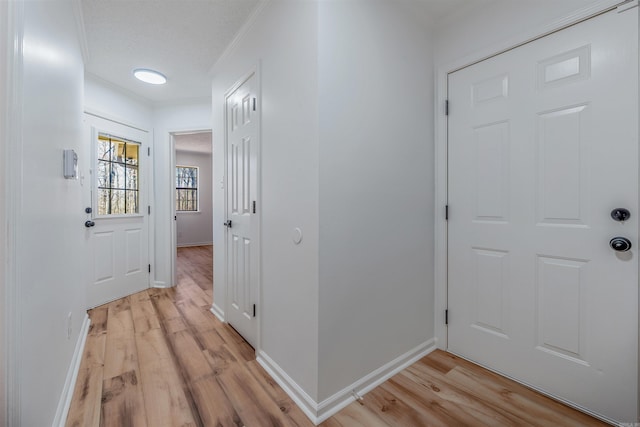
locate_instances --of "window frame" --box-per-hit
[93,131,145,219]
[175,165,200,213]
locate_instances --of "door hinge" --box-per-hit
[445,100,449,116]
[445,205,449,221]
[252,97,257,111]
[252,200,256,214]
[445,309,449,325]
[148,205,151,215]
[147,147,151,156]
[253,304,256,317]
[148,264,151,273]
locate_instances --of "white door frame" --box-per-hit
[2,1,23,425]
[169,127,213,288]
[434,0,629,350]
[223,65,261,351]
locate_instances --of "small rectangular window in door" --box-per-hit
[97,133,140,215]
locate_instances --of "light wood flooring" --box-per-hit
[66,245,607,426]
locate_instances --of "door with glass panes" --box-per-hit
[85,114,150,308]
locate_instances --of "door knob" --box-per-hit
[223,220,232,228]
[610,237,632,252]
[611,208,631,222]
[85,220,95,228]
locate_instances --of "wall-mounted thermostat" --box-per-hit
[63,149,78,179]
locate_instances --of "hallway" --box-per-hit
[64,245,607,426]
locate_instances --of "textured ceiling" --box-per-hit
[80,0,487,105]
[396,0,497,29]
[80,0,260,104]
[175,132,213,154]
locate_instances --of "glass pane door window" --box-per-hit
[97,133,140,215]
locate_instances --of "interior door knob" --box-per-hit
[611,208,631,222]
[223,220,232,228]
[610,237,632,252]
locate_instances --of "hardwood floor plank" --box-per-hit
[383,371,477,426]
[400,366,528,426]
[189,375,243,426]
[216,366,294,427]
[67,246,608,427]
[105,297,135,336]
[176,298,217,333]
[444,363,606,427]
[65,333,106,427]
[356,382,451,427]
[325,402,390,427]
[151,290,183,321]
[215,323,255,362]
[130,292,161,333]
[103,335,138,380]
[101,370,148,427]
[167,329,215,383]
[245,360,313,427]
[103,300,139,380]
[88,307,108,336]
[176,277,211,308]
[134,329,198,427]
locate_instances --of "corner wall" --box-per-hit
[317,0,435,404]
[211,0,320,402]
[152,102,212,287]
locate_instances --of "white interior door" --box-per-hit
[448,6,638,423]
[225,72,259,348]
[85,114,150,308]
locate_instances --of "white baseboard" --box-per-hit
[257,338,437,425]
[210,303,225,322]
[177,242,213,248]
[257,350,319,423]
[315,338,437,423]
[152,281,172,289]
[52,313,91,427]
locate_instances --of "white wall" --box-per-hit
[317,0,434,402]
[176,149,213,246]
[85,74,153,129]
[153,102,211,287]
[434,0,620,66]
[12,1,86,424]
[211,0,320,401]
[0,1,8,423]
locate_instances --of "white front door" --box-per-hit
[448,6,638,423]
[85,114,150,308]
[225,72,259,348]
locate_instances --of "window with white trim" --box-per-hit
[176,166,198,212]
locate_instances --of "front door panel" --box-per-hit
[448,7,638,423]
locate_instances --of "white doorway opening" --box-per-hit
[170,130,213,287]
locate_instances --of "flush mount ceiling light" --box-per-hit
[133,68,167,85]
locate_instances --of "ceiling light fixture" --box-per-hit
[133,68,167,85]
